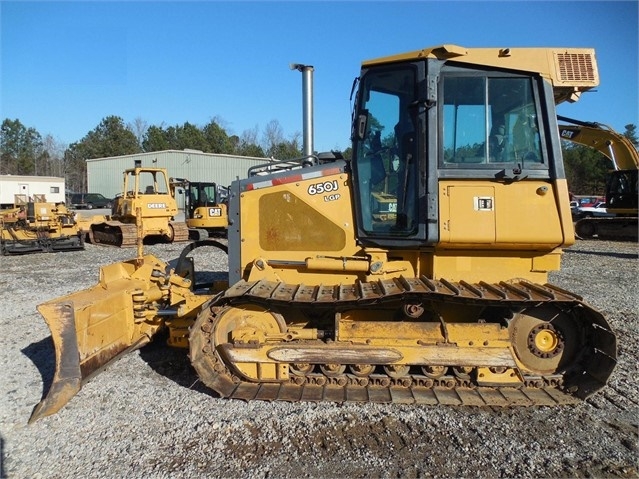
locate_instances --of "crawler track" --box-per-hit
[0,231,84,255]
[575,217,639,242]
[190,277,617,407]
[89,220,190,247]
[89,221,138,247]
[170,221,190,243]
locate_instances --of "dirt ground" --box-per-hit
[1,238,637,478]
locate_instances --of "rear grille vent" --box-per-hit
[554,52,596,82]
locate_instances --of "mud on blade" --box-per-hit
[30,256,169,422]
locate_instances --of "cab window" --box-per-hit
[441,75,544,168]
[354,66,418,236]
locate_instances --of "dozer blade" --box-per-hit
[29,256,168,422]
[29,302,82,422]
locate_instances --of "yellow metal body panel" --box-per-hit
[433,178,572,282]
[187,204,228,230]
[117,195,178,218]
[240,171,363,284]
[441,185,496,243]
[439,179,572,247]
[427,250,562,283]
[115,191,179,235]
[339,318,510,344]
[362,45,598,104]
[238,171,573,285]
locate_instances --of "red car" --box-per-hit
[576,196,605,208]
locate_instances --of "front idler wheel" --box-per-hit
[510,306,581,375]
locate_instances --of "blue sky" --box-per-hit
[1,1,638,153]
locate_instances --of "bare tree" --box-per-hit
[262,119,284,157]
[42,134,67,177]
[128,117,149,149]
[237,125,265,157]
[241,125,260,146]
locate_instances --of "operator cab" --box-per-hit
[351,56,555,247]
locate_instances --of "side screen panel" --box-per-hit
[259,190,346,251]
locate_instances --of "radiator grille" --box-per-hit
[554,52,596,82]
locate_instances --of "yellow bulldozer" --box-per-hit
[1,194,84,255]
[30,45,618,422]
[88,162,190,247]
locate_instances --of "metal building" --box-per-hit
[86,149,269,208]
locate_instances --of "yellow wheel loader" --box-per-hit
[30,45,618,422]
[1,195,84,255]
[88,163,190,247]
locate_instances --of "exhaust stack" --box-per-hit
[291,63,314,159]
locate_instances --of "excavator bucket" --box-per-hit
[29,255,169,422]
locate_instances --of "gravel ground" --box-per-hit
[0,238,637,478]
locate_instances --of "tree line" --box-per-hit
[0,116,306,193]
[1,116,637,195]
[563,124,638,195]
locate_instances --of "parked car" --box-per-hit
[68,193,113,209]
[570,200,580,216]
[576,196,605,208]
[573,201,616,220]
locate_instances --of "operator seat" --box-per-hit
[489,124,506,161]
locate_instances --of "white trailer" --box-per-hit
[0,175,66,208]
